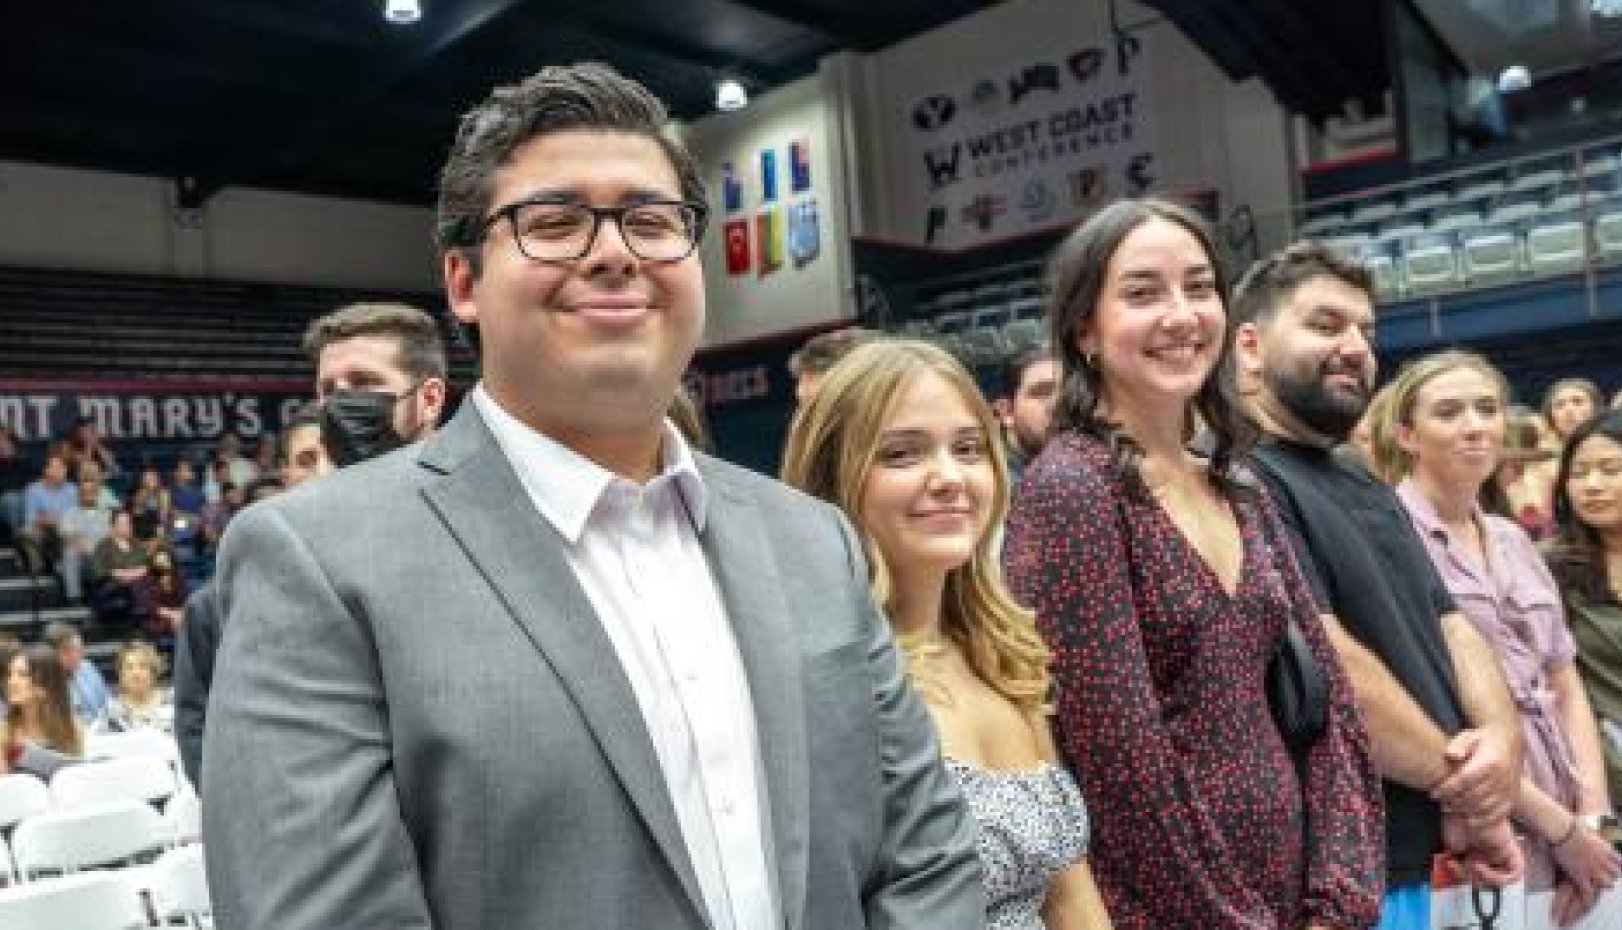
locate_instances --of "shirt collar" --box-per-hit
[471,383,708,544]
[1395,476,1480,545]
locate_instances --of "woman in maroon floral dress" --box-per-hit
[1003,199,1383,930]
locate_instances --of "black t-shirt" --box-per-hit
[1251,439,1467,883]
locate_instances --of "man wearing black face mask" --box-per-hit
[305,302,449,464]
[173,305,448,789]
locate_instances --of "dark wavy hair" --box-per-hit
[1547,408,1622,604]
[1045,198,1255,496]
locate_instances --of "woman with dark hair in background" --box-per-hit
[1004,199,1381,930]
[784,339,1110,930]
[1545,378,1605,445]
[1549,409,1622,837]
[1382,351,1618,924]
[2,643,85,766]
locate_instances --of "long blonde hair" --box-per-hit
[781,340,1049,714]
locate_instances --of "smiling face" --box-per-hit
[445,129,704,450]
[1397,365,1506,492]
[1567,433,1622,536]
[858,371,997,581]
[1079,217,1225,421]
[1241,274,1377,443]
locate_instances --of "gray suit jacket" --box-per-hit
[202,404,982,930]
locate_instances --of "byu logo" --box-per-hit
[912,95,957,132]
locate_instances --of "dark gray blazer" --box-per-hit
[202,403,982,930]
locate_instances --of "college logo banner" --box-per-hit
[900,34,1158,249]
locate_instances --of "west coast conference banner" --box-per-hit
[0,379,310,455]
[901,33,1158,250]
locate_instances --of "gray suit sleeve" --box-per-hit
[202,504,433,930]
[829,509,984,930]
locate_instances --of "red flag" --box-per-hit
[724,219,750,275]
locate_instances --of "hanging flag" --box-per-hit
[760,148,778,203]
[789,198,821,266]
[756,207,783,275]
[789,138,812,193]
[723,218,751,275]
[721,159,743,214]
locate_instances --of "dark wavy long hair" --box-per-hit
[1045,198,1256,496]
[1547,408,1622,604]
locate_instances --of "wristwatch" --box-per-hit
[1581,813,1622,847]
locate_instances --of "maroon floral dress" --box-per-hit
[1004,431,1383,930]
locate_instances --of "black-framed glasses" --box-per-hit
[478,198,708,264]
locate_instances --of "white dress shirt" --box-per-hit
[473,386,778,930]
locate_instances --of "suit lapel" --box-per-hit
[696,459,811,930]
[416,407,710,924]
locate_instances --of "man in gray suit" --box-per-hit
[202,62,982,930]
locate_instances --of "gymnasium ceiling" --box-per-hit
[2,0,1391,207]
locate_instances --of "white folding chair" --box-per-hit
[139,844,210,928]
[0,775,50,833]
[160,785,201,847]
[84,729,181,766]
[50,757,175,811]
[11,801,169,880]
[0,871,146,930]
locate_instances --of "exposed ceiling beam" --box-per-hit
[721,0,864,44]
[540,5,793,85]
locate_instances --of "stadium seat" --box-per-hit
[957,325,1005,363]
[934,310,970,335]
[1526,219,1588,276]
[1349,200,1398,225]
[83,730,181,767]
[1402,237,1459,294]
[0,871,146,930]
[0,775,50,834]
[1487,198,1542,227]
[1455,178,1506,206]
[1582,151,1620,180]
[1430,211,1481,235]
[1593,207,1622,263]
[1461,228,1523,283]
[1366,252,1400,300]
[1405,189,1449,213]
[135,844,209,928]
[50,758,175,811]
[1509,167,1565,195]
[1002,318,1044,352]
[10,801,169,880]
[1297,212,1343,237]
[1381,223,1426,247]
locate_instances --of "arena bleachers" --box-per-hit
[0,266,470,382]
[1299,139,1622,302]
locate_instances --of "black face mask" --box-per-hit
[321,389,409,468]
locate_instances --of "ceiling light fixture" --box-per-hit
[1497,64,1532,94]
[715,77,748,112]
[385,0,423,25]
